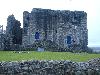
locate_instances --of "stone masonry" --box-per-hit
[0,25,5,50]
[22,8,88,50]
[0,58,100,75]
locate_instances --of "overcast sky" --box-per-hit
[0,0,100,47]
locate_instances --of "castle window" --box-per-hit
[35,32,39,40]
[67,36,71,44]
[26,17,29,21]
[55,30,57,33]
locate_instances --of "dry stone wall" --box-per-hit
[0,58,100,75]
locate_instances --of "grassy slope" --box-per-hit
[0,51,100,62]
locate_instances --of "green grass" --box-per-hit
[0,51,100,62]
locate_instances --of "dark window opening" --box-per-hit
[35,32,39,40]
[67,36,71,44]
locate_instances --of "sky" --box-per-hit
[0,0,100,47]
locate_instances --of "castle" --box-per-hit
[22,8,88,50]
[0,8,88,51]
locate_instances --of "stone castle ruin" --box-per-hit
[0,8,88,51]
[0,25,5,50]
[22,8,88,51]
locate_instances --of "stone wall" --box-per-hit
[0,25,4,50]
[0,58,100,75]
[0,34,5,50]
[22,8,88,50]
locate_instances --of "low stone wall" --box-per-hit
[0,58,100,75]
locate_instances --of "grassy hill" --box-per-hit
[0,51,100,62]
